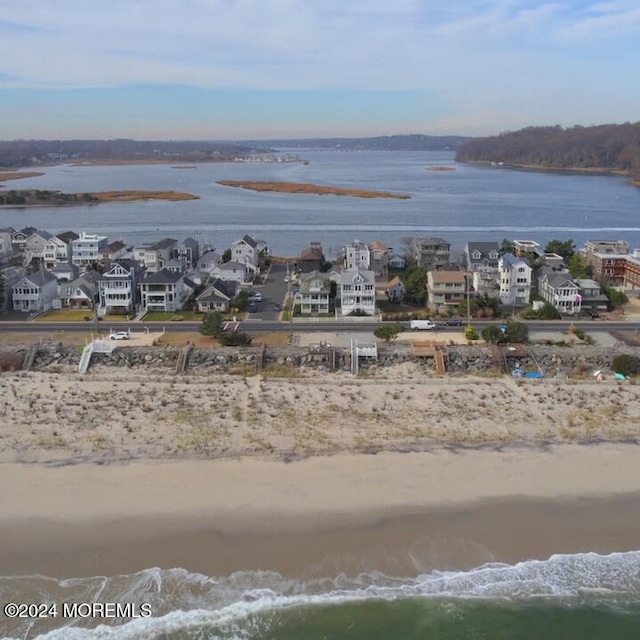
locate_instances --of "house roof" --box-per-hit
[368,240,388,252]
[538,266,577,289]
[103,240,127,254]
[197,278,237,302]
[501,253,530,268]
[386,276,404,288]
[241,234,257,248]
[18,269,57,287]
[467,241,500,257]
[56,230,79,244]
[29,230,53,241]
[140,268,183,284]
[429,270,466,284]
[300,246,324,260]
[340,266,375,284]
[51,262,79,276]
[152,238,178,250]
[217,261,245,271]
[199,250,222,264]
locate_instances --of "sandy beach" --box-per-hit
[1,447,640,580]
[0,364,639,580]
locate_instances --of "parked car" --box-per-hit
[587,309,600,319]
[284,276,290,283]
[109,331,130,340]
[248,302,257,313]
[445,317,462,326]
[410,319,437,330]
[273,303,282,311]
[251,292,263,302]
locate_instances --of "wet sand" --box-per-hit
[1,447,639,579]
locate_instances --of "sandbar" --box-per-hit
[217,180,411,199]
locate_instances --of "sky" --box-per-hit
[0,0,639,140]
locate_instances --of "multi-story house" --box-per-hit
[465,241,500,272]
[385,276,406,301]
[11,227,37,252]
[345,239,370,271]
[211,261,250,283]
[410,237,451,270]
[44,235,71,269]
[339,266,376,316]
[230,235,258,273]
[574,279,609,312]
[512,240,541,258]
[295,270,331,315]
[196,279,238,313]
[138,269,188,313]
[536,266,581,315]
[427,270,467,313]
[11,270,58,312]
[198,249,223,273]
[100,240,128,265]
[50,262,80,283]
[97,259,142,316]
[134,238,177,273]
[71,232,108,267]
[368,241,389,278]
[23,230,53,266]
[298,243,325,273]
[57,271,101,310]
[0,266,24,312]
[388,253,407,271]
[499,253,532,307]
[171,237,200,270]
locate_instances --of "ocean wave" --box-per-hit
[3,551,640,639]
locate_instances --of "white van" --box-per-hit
[410,319,437,331]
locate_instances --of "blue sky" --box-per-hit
[0,0,639,140]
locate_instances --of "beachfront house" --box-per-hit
[71,233,109,267]
[133,238,178,273]
[100,240,128,265]
[499,253,532,307]
[196,278,238,313]
[231,235,259,273]
[427,270,467,313]
[171,237,200,271]
[138,268,188,313]
[97,259,142,316]
[574,278,609,312]
[11,269,58,312]
[536,266,582,315]
[388,253,407,271]
[198,250,224,274]
[345,239,371,271]
[295,270,332,315]
[298,243,325,273]
[368,241,389,278]
[56,270,101,310]
[11,227,37,252]
[465,241,500,272]
[43,231,78,269]
[410,237,451,270]
[339,266,376,316]
[211,261,250,283]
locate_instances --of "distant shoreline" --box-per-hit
[461,159,634,179]
[217,180,412,199]
[0,189,199,207]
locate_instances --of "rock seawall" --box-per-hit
[1,343,637,376]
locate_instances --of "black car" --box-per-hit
[445,317,462,326]
[587,309,599,319]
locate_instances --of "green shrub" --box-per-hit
[465,325,479,341]
[612,354,640,377]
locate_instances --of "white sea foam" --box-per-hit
[3,551,639,640]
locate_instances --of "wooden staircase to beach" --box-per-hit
[412,340,449,375]
[175,344,192,375]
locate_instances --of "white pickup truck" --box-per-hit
[410,319,437,331]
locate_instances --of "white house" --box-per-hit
[385,276,406,302]
[12,270,58,312]
[23,230,53,266]
[211,261,250,283]
[345,239,370,271]
[198,250,223,273]
[44,236,71,269]
[339,266,376,316]
[97,260,141,316]
[196,279,238,313]
[295,270,331,315]
[72,233,109,267]
[536,266,582,315]
[230,235,258,272]
[388,253,406,271]
[138,268,187,313]
[133,238,177,273]
[498,253,532,307]
[465,241,500,272]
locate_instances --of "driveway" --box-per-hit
[245,262,291,322]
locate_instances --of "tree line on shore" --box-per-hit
[455,122,640,180]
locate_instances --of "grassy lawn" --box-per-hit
[142,311,205,322]
[36,310,94,322]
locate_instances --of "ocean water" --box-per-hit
[2,551,640,639]
[1,150,639,258]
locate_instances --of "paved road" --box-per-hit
[1,319,638,335]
